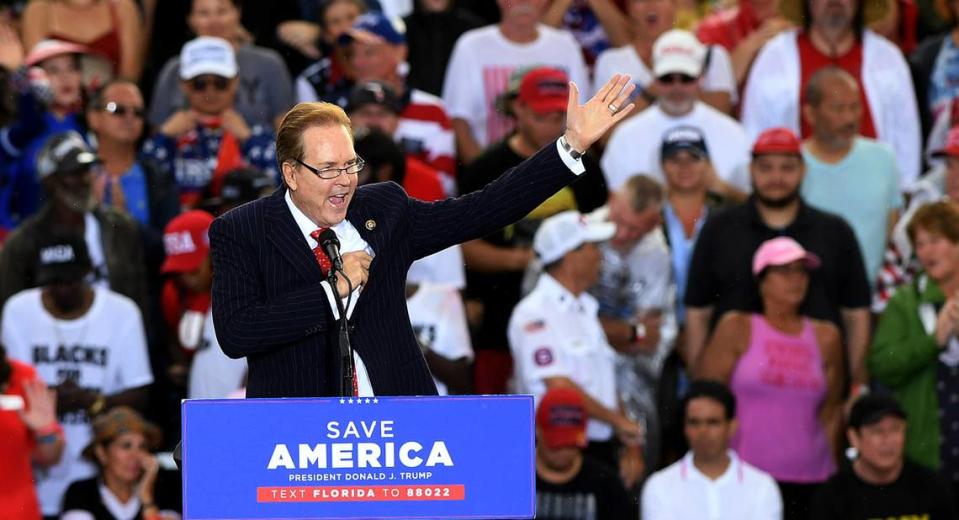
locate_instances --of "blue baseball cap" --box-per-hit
[339,12,406,46]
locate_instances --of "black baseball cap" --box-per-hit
[849,394,907,429]
[35,233,92,286]
[661,126,708,160]
[36,131,100,180]
[347,81,403,114]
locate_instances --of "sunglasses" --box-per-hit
[101,102,145,118]
[658,74,697,85]
[190,76,231,92]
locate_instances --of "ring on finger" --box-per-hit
[608,103,619,113]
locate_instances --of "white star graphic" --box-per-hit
[348,398,354,404]
[365,398,371,404]
[339,398,345,404]
[373,398,379,404]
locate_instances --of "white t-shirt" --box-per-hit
[84,213,110,288]
[442,24,589,148]
[592,44,738,103]
[406,283,473,395]
[188,310,248,399]
[407,245,466,289]
[601,101,751,192]
[642,451,782,520]
[1,286,153,516]
[508,274,617,442]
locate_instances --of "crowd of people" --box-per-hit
[2,0,959,518]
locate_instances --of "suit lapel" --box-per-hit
[265,188,324,283]
[346,186,387,255]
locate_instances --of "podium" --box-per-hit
[181,396,535,519]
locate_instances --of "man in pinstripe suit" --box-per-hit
[209,74,637,399]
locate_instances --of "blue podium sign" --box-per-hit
[181,395,535,519]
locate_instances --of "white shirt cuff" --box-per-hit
[556,139,586,176]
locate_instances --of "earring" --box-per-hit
[845,446,858,460]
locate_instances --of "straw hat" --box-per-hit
[778,0,890,26]
[81,406,162,462]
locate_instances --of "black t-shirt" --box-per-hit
[684,197,871,329]
[459,139,608,350]
[536,456,637,520]
[809,461,957,519]
[61,472,182,520]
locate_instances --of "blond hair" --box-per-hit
[276,102,353,169]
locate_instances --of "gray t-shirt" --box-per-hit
[148,44,293,128]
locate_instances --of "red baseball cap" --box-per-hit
[517,68,569,115]
[752,127,802,156]
[536,387,588,450]
[161,210,215,274]
[933,126,959,159]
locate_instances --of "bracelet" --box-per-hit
[34,422,63,437]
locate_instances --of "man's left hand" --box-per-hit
[563,74,636,152]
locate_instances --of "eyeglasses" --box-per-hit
[190,76,231,92]
[295,156,365,179]
[101,102,145,118]
[658,74,697,85]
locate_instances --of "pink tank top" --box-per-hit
[729,314,835,483]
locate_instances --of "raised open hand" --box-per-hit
[563,74,636,152]
[19,378,57,432]
[0,23,24,71]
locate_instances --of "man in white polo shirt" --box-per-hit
[509,210,643,488]
[642,379,782,519]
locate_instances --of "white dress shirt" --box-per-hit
[641,451,782,520]
[284,190,375,396]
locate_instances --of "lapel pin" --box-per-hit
[365,219,376,231]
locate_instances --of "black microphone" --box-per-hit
[317,228,344,273]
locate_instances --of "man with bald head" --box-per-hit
[800,66,902,292]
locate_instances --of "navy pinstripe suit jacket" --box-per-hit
[209,142,579,397]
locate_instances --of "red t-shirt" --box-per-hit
[0,360,42,520]
[696,3,761,51]
[797,32,877,139]
[403,157,446,202]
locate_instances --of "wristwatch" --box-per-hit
[88,393,107,417]
[558,136,584,161]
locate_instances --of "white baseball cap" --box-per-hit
[533,211,616,265]
[179,36,238,80]
[653,29,706,78]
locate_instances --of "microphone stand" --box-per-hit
[328,268,356,397]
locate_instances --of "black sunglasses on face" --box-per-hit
[658,74,697,85]
[190,76,231,92]
[101,101,145,118]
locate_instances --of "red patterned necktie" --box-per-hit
[310,228,358,396]
[310,228,333,277]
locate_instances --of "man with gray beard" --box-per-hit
[0,131,147,312]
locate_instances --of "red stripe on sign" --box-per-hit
[256,485,466,502]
